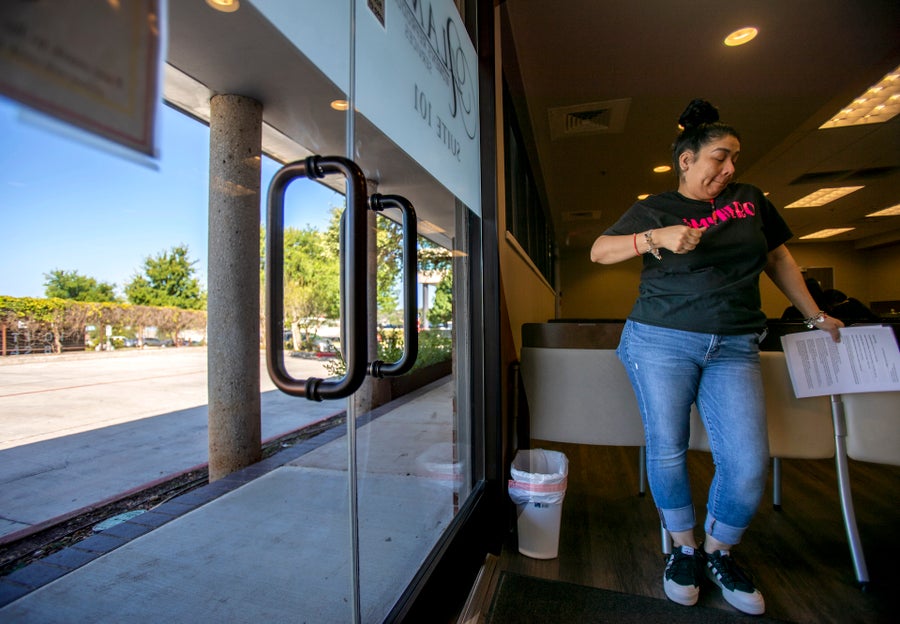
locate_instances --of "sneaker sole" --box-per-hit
[706,571,765,615]
[664,580,699,606]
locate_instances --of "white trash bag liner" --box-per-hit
[508,448,568,505]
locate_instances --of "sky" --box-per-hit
[0,96,342,299]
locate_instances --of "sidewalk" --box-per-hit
[0,349,458,622]
[0,347,342,540]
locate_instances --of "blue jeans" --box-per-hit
[617,320,769,546]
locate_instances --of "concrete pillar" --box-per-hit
[207,94,262,481]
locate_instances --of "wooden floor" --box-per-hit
[483,441,899,624]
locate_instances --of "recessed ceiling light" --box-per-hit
[330,100,350,111]
[637,193,650,200]
[866,204,900,217]
[653,165,671,173]
[819,64,900,128]
[799,228,855,240]
[784,186,864,208]
[724,27,758,47]
[206,0,240,12]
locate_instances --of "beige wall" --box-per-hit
[494,12,557,356]
[560,242,900,320]
[501,236,557,353]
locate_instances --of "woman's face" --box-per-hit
[678,134,740,201]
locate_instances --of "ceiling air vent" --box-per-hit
[549,98,631,140]
[563,210,602,221]
[790,166,900,185]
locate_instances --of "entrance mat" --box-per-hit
[486,571,791,624]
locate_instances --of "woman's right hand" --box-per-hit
[654,225,706,255]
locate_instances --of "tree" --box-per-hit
[125,245,205,310]
[282,221,340,349]
[428,272,453,327]
[418,239,453,327]
[376,215,404,320]
[44,270,117,302]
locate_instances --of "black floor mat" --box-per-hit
[486,571,793,624]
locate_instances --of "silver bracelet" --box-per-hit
[804,311,826,329]
[643,230,662,260]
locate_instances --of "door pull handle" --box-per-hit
[367,193,418,378]
[265,155,368,401]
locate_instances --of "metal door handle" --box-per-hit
[265,155,368,400]
[368,193,418,378]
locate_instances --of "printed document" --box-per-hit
[780,326,900,398]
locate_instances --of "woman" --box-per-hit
[590,99,842,615]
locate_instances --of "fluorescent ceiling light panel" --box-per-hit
[784,186,864,208]
[866,204,900,217]
[820,64,900,128]
[799,228,855,240]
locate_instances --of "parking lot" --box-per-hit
[0,347,342,540]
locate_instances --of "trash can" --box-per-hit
[508,448,568,559]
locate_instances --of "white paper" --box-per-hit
[0,0,163,156]
[780,326,900,398]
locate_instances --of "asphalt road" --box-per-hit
[0,347,343,540]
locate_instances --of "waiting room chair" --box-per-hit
[519,347,647,493]
[835,390,900,587]
[842,391,900,466]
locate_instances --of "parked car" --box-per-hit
[314,337,337,356]
[142,338,173,347]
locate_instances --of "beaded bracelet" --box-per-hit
[643,230,662,260]
[804,311,826,329]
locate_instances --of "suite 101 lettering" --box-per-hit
[414,83,462,162]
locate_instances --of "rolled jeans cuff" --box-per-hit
[660,503,695,534]
[705,514,747,546]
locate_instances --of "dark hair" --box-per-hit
[822,289,848,307]
[671,99,741,175]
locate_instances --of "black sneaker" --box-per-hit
[705,549,765,615]
[664,545,703,606]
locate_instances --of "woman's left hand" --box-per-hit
[816,314,844,342]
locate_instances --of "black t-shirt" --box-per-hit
[603,183,792,334]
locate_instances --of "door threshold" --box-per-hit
[456,552,502,624]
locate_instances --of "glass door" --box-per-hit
[347,3,482,620]
[255,1,484,621]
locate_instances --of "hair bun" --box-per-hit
[679,99,719,129]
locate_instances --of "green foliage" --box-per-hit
[125,245,205,310]
[284,225,340,320]
[418,236,453,328]
[0,295,68,323]
[418,238,452,272]
[322,327,451,378]
[43,270,118,302]
[0,295,207,354]
[428,273,453,327]
[415,328,452,367]
[376,216,403,317]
